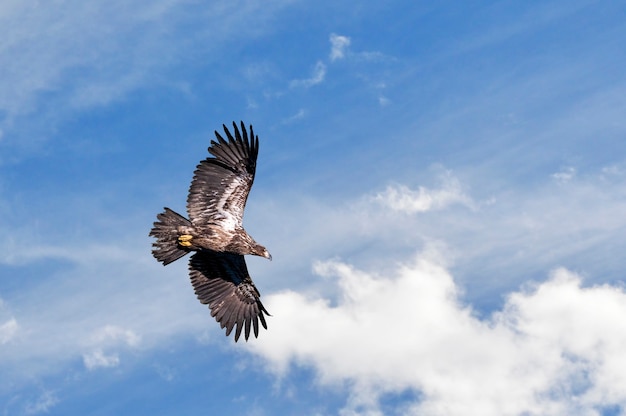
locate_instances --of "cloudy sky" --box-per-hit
[2,1,626,415]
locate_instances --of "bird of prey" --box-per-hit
[149,121,271,342]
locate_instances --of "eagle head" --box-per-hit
[239,233,271,260]
[256,245,272,261]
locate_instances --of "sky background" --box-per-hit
[1,1,626,415]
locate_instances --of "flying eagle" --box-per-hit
[149,121,271,342]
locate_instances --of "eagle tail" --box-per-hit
[150,207,192,265]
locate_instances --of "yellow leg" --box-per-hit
[178,234,193,247]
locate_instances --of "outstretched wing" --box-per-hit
[189,250,269,341]
[187,121,258,230]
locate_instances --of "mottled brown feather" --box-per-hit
[186,122,258,232]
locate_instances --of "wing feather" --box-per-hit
[187,122,258,230]
[189,250,269,341]
[251,315,258,338]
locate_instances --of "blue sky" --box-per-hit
[2,1,626,415]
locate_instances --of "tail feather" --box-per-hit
[149,207,192,265]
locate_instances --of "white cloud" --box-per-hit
[88,324,141,347]
[0,318,18,344]
[0,239,136,266]
[330,33,351,61]
[354,50,388,62]
[374,172,472,213]
[83,349,120,370]
[80,321,144,371]
[329,32,390,63]
[281,108,307,124]
[552,166,576,183]
[24,390,59,415]
[601,164,625,177]
[3,167,626,413]
[247,250,626,415]
[290,61,327,88]
[83,325,141,369]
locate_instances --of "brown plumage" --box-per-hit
[149,121,271,342]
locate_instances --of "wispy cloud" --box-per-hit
[0,2,180,125]
[281,108,307,124]
[87,324,141,347]
[289,61,327,88]
[293,33,352,89]
[248,163,626,297]
[24,390,59,415]
[329,32,389,63]
[552,166,576,183]
[374,172,473,213]
[0,0,297,147]
[329,33,351,61]
[83,349,121,370]
[257,32,392,110]
[0,318,18,344]
[0,232,208,385]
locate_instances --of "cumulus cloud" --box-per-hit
[247,250,626,415]
[330,33,351,61]
[290,61,327,88]
[374,172,472,213]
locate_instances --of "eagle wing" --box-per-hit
[189,250,269,341]
[187,121,258,231]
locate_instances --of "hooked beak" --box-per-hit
[264,250,272,261]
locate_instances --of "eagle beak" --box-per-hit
[265,250,272,261]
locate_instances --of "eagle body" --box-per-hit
[149,122,271,342]
[173,223,260,253]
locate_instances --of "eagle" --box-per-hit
[149,121,271,342]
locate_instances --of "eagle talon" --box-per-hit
[178,234,193,247]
